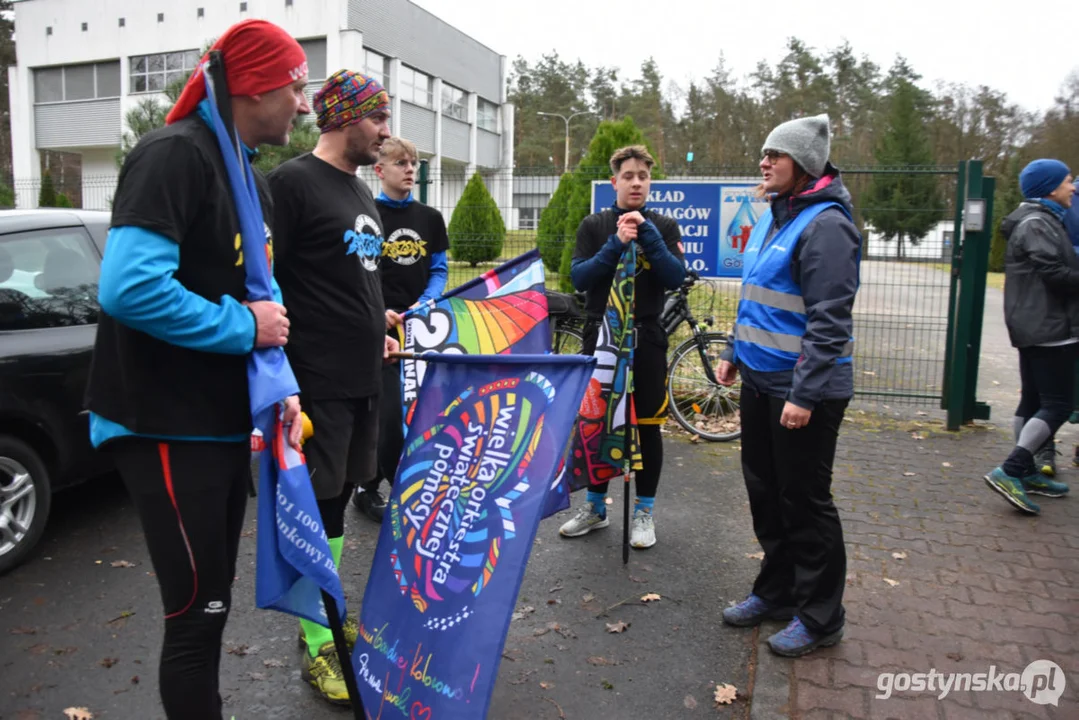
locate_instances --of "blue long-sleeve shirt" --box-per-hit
[571,219,685,291]
[90,99,279,447]
[416,251,448,305]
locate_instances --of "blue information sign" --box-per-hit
[591,180,770,278]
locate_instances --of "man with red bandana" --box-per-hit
[85,19,310,719]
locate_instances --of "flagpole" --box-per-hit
[622,242,637,566]
[322,590,365,719]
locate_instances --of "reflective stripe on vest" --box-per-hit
[734,201,852,372]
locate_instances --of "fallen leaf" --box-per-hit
[941,462,952,468]
[916,411,929,416]
[94,560,102,565]
[110,560,136,568]
[605,621,629,634]
[263,659,285,668]
[533,627,551,637]
[911,433,926,441]
[548,585,563,593]
[892,552,907,560]
[688,434,700,443]
[130,676,139,684]
[63,709,93,720]
[582,593,596,603]
[992,380,1001,385]
[9,626,36,635]
[744,552,765,560]
[587,656,615,666]
[684,695,698,709]
[246,672,267,681]
[714,683,738,705]
[640,593,661,603]
[883,578,900,587]
[547,599,561,606]
[99,657,119,669]
[628,575,648,584]
[863,371,876,376]
[902,472,917,477]
[946,652,964,662]
[540,681,553,690]
[225,644,261,656]
[601,679,614,690]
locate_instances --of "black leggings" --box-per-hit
[1003,344,1079,476]
[111,438,250,720]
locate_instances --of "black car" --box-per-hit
[0,209,113,573]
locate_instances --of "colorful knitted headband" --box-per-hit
[314,69,390,133]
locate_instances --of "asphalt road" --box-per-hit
[1,432,760,720]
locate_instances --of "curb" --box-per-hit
[749,620,793,720]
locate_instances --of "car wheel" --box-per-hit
[0,435,51,575]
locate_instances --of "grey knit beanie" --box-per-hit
[761,114,831,178]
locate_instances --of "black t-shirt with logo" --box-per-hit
[268,153,385,399]
[376,200,450,313]
[85,115,269,437]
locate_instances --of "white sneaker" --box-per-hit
[559,503,609,537]
[630,508,656,548]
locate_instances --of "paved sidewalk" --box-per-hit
[748,415,1078,720]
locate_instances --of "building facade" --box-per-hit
[8,0,515,219]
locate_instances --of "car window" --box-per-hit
[0,227,101,330]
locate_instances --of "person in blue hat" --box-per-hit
[984,159,1078,514]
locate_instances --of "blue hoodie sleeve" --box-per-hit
[98,225,257,354]
[570,235,624,291]
[637,219,686,289]
[417,251,448,305]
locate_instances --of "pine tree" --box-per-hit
[556,117,663,290]
[536,173,573,273]
[862,65,943,259]
[55,192,74,208]
[0,182,13,208]
[989,156,1024,273]
[38,171,57,207]
[448,173,506,267]
[253,115,321,172]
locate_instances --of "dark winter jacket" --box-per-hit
[721,163,862,410]
[1002,201,1079,348]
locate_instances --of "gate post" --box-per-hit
[946,160,993,430]
[418,158,429,204]
[941,161,967,411]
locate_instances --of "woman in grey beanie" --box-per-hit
[716,114,863,657]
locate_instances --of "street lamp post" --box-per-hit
[537,110,595,174]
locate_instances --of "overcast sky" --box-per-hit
[413,0,1071,115]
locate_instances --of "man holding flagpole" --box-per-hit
[559,145,686,548]
[268,69,397,705]
[84,20,309,720]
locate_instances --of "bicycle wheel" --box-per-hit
[667,332,741,441]
[551,323,584,355]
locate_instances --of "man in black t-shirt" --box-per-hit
[84,20,307,720]
[351,136,449,519]
[558,145,686,550]
[268,69,396,705]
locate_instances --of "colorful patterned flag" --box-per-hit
[353,353,594,720]
[200,66,346,625]
[567,243,642,492]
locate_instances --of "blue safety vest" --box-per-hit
[733,201,854,372]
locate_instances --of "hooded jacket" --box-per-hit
[1001,201,1079,348]
[722,163,862,409]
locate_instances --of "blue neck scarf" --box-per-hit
[377,190,413,208]
[1035,198,1068,222]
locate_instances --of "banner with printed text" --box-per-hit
[354,354,594,720]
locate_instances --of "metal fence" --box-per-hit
[9,164,968,408]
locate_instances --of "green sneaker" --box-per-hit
[984,467,1040,514]
[1023,473,1070,498]
[300,642,350,705]
[298,612,358,651]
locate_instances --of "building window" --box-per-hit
[45,26,52,36]
[197,8,204,18]
[286,0,293,5]
[81,22,88,31]
[477,98,498,132]
[157,13,164,22]
[442,84,467,122]
[240,2,248,11]
[363,49,390,92]
[33,61,121,103]
[130,50,200,93]
[517,207,540,230]
[298,39,326,81]
[399,66,433,108]
[119,18,125,27]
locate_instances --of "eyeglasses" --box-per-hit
[761,150,788,164]
[391,159,419,169]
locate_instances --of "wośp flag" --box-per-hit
[567,242,642,492]
[201,63,345,624]
[353,353,594,720]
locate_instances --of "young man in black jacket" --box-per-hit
[984,159,1076,514]
[558,145,685,548]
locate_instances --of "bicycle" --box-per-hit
[660,271,742,442]
[546,273,741,442]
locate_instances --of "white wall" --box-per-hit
[864,220,955,260]
[81,148,120,210]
